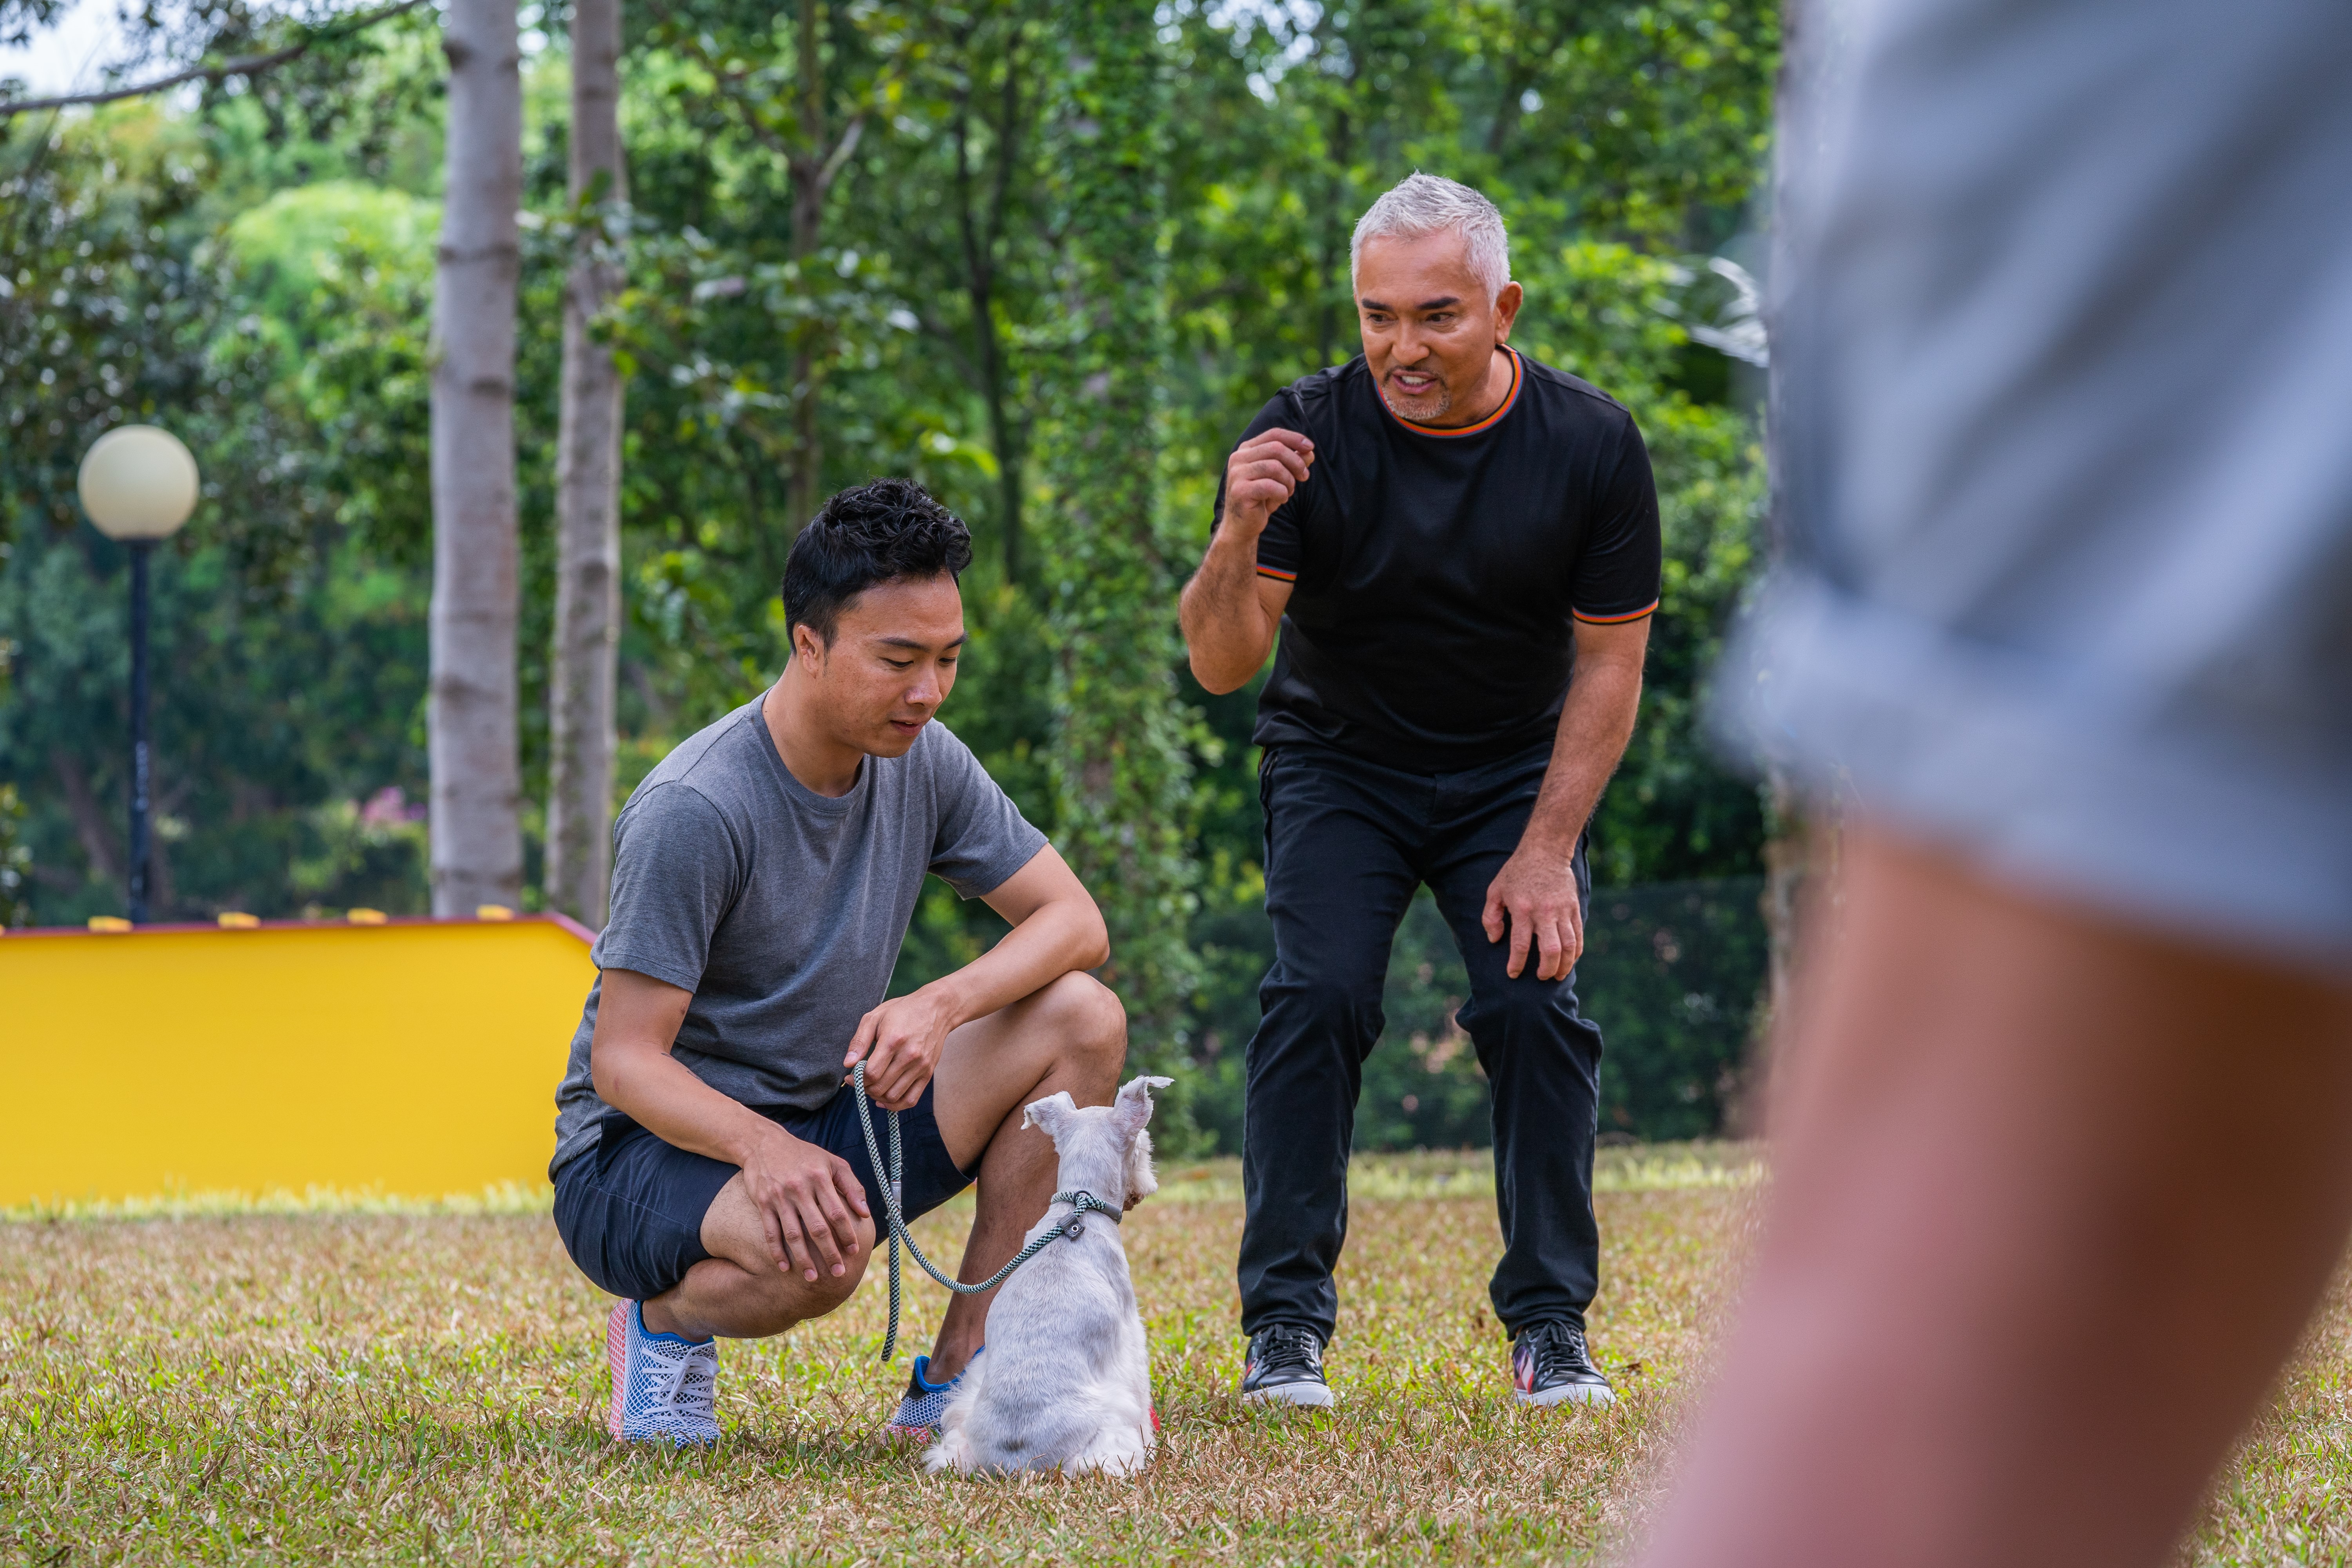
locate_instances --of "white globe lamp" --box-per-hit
[77,425,200,542]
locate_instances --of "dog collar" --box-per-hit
[1050,1189,1122,1241]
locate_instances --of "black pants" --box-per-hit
[1238,740,1604,1343]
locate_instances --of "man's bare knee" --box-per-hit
[707,1220,875,1335]
[1042,971,1127,1080]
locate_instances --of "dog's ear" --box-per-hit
[1111,1075,1174,1138]
[1021,1091,1080,1142]
[1124,1125,1159,1206]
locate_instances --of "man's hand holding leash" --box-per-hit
[844,987,960,1112]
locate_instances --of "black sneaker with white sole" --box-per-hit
[1240,1325,1334,1408]
[1511,1319,1616,1407]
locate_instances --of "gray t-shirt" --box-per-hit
[548,701,1047,1177]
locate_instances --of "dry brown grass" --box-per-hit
[0,1153,1751,1565]
[1,1151,2344,1565]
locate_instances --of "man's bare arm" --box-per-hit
[1482,614,1652,980]
[843,844,1110,1110]
[590,968,871,1283]
[1181,428,1311,693]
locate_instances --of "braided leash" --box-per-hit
[850,1060,1121,1363]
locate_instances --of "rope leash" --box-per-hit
[849,1060,1121,1363]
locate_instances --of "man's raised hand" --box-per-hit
[739,1125,869,1283]
[1221,427,1315,535]
[843,987,960,1112]
[1184,428,1311,693]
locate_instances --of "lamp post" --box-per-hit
[76,425,199,924]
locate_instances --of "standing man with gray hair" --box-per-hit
[1180,172,1661,1409]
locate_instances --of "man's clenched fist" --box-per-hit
[1221,427,1316,536]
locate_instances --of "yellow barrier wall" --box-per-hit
[0,916,595,1207]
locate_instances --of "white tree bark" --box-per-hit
[545,0,627,928]
[427,0,524,916]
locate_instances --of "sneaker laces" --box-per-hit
[1523,1321,1592,1384]
[1254,1326,1322,1377]
[646,1340,714,1410]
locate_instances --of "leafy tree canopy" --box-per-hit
[0,0,1779,1141]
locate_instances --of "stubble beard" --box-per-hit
[1379,373,1451,424]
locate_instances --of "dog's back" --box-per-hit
[923,1077,1169,1479]
[926,1233,1152,1475]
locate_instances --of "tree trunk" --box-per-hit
[546,0,628,929]
[1041,5,1197,1064]
[786,0,825,535]
[427,0,524,917]
[955,44,1025,587]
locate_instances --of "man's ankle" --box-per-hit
[639,1294,700,1341]
[925,1341,980,1382]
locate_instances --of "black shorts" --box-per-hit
[551,1078,976,1303]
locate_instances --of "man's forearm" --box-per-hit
[1180,525,1272,693]
[1524,657,1645,853]
[598,1042,789,1167]
[924,895,1107,1031]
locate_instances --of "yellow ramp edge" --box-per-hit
[0,916,595,1209]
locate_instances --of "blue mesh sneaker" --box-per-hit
[882,1350,978,1441]
[604,1301,720,1445]
[1511,1319,1616,1408]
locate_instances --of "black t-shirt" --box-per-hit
[1212,348,1662,772]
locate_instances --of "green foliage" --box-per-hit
[0,771,27,926]
[1,104,220,552]
[1511,241,1770,887]
[1036,5,1199,1071]
[0,520,432,924]
[0,0,1779,1140]
[218,179,438,563]
[1580,877,1769,1138]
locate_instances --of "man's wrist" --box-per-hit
[1213,512,1268,559]
[914,974,974,1034]
[719,1113,791,1169]
[1517,817,1584,860]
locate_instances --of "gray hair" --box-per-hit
[1349,173,1512,301]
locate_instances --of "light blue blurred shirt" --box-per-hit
[1722,0,2352,961]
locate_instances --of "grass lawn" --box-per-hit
[2,1147,2346,1565]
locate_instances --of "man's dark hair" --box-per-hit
[781,478,974,644]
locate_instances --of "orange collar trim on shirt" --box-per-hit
[1381,347,1524,438]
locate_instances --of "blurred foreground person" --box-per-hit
[1641,1,2352,1565]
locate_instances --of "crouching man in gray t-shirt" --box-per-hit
[549,478,1127,1446]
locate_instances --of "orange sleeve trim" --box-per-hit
[1572,599,1658,624]
[1256,565,1299,582]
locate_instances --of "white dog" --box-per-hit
[923,1074,1172,1478]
